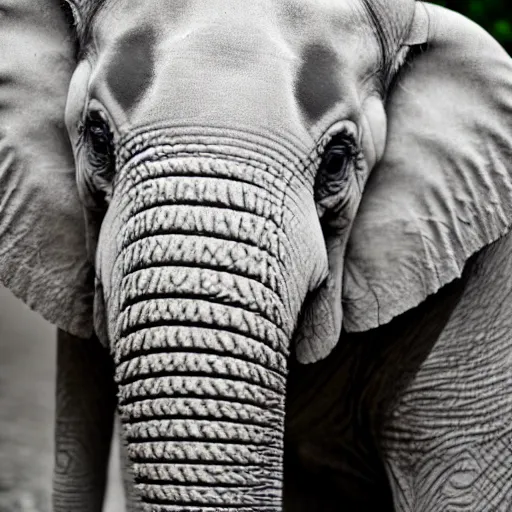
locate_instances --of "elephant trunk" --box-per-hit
[103,132,317,510]
[115,321,287,510]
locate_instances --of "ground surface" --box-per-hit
[0,286,125,511]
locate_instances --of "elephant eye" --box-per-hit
[84,110,115,179]
[77,109,116,209]
[315,135,355,200]
[324,144,350,179]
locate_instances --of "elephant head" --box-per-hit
[3,0,512,509]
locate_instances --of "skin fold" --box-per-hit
[285,232,512,511]
[2,0,512,511]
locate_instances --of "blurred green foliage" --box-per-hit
[431,1,512,53]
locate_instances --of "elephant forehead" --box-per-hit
[93,12,309,140]
[89,0,405,137]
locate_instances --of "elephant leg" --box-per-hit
[380,237,512,512]
[53,330,117,512]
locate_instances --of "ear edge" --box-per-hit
[0,0,94,339]
[342,3,512,333]
[402,1,429,46]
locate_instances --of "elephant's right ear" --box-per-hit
[0,0,93,337]
[343,3,512,332]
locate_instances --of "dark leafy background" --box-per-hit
[432,0,512,53]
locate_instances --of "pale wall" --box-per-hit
[0,286,125,511]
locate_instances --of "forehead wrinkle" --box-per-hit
[360,0,406,61]
[77,0,193,59]
[75,0,114,58]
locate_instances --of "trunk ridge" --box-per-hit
[106,143,319,510]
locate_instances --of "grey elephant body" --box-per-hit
[3,0,512,511]
[285,230,512,511]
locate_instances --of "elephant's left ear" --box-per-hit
[0,0,93,337]
[343,3,512,332]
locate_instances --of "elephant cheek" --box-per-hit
[95,195,125,346]
[93,278,109,348]
[293,229,345,364]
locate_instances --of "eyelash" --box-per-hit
[322,128,358,160]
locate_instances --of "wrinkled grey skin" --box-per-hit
[286,232,512,511]
[2,0,512,511]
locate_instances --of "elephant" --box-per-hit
[2,0,512,510]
